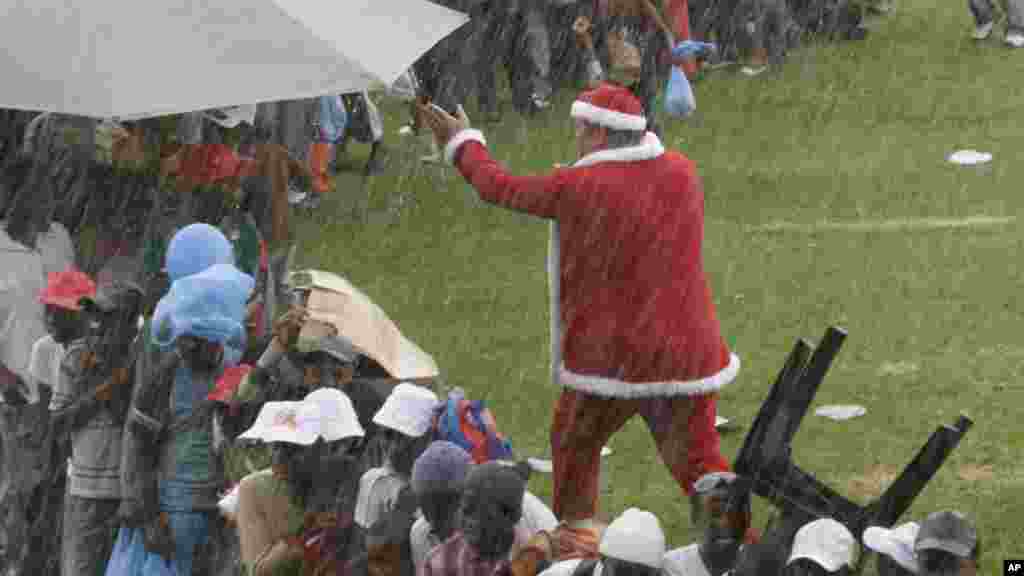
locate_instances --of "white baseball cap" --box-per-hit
[372,383,440,438]
[599,508,666,569]
[238,401,318,445]
[788,518,858,572]
[303,387,365,442]
[863,522,921,573]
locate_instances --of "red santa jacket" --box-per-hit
[446,129,739,398]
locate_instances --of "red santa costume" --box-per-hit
[444,83,740,522]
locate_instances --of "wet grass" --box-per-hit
[285,0,1023,572]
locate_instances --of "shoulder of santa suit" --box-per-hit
[571,132,665,168]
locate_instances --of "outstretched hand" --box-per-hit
[416,102,471,153]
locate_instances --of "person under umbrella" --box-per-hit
[50,263,145,576]
[144,261,255,575]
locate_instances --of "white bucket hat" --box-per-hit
[303,387,365,442]
[238,401,319,445]
[788,518,858,572]
[372,383,440,438]
[599,508,666,569]
[863,522,920,573]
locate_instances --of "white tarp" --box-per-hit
[0,0,469,119]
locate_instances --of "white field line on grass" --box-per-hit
[750,215,1015,233]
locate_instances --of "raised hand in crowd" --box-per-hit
[272,306,309,350]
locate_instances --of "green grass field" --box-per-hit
[286,0,1023,572]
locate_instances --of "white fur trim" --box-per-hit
[559,353,741,398]
[573,132,665,168]
[549,221,561,387]
[444,129,487,165]
[571,101,647,131]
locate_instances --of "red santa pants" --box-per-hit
[550,389,731,522]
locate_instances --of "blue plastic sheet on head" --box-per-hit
[151,263,255,353]
[165,223,234,282]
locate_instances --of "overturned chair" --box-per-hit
[729,326,972,574]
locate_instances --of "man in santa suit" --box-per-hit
[417,82,741,526]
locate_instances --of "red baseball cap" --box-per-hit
[38,268,97,311]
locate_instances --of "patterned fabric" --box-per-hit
[433,389,513,464]
[50,340,123,499]
[419,532,523,576]
[552,524,602,561]
[550,390,730,522]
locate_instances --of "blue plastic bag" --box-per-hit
[104,526,179,576]
[671,40,717,59]
[664,65,697,118]
[140,551,177,576]
[104,527,145,576]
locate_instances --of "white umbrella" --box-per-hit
[0,0,468,119]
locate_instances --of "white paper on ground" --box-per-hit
[947,150,992,165]
[528,447,613,474]
[815,404,867,421]
[715,416,730,428]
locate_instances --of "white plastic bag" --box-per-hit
[664,66,696,118]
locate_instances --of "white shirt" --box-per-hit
[0,229,47,397]
[26,335,64,406]
[539,559,604,576]
[354,465,407,529]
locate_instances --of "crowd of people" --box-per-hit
[0,0,1002,575]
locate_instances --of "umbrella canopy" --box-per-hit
[0,0,469,118]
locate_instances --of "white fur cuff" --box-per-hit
[559,353,741,398]
[571,101,647,132]
[444,129,487,165]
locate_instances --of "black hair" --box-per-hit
[45,304,85,344]
[876,554,917,576]
[177,335,224,376]
[601,557,661,576]
[917,549,964,574]
[782,559,852,576]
